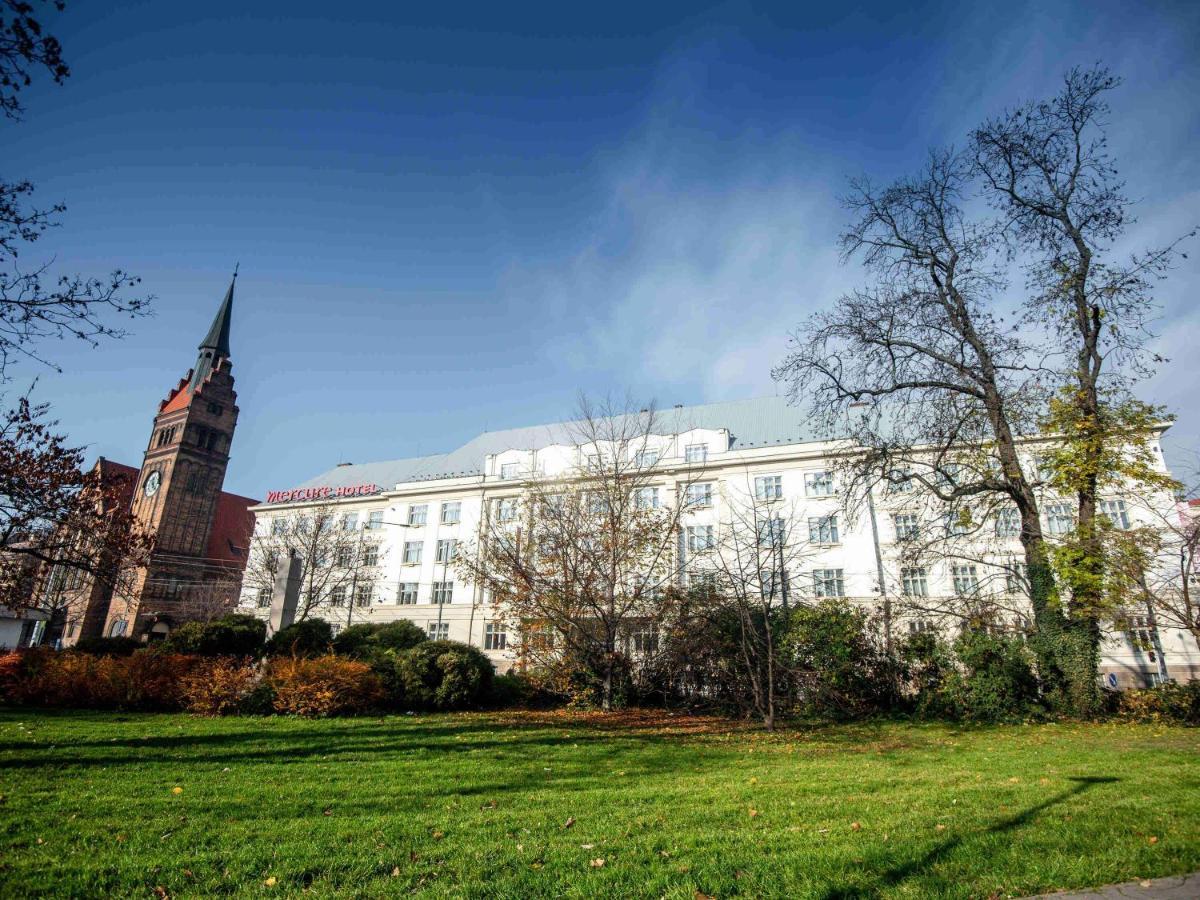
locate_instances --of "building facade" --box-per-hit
[241,396,1199,687]
[1,276,258,649]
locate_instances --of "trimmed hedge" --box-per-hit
[395,640,495,711]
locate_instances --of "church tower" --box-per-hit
[104,273,242,638]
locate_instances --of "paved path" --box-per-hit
[1027,872,1200,899]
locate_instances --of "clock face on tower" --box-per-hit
[143,470,162,497]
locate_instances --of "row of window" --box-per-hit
[891,499,1131,542]
[402,538,458,565]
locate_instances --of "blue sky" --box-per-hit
[6,0,1198,498]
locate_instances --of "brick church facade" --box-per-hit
[46,275,256,645]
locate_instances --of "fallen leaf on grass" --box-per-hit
[322,808,332,817]
[695,893,715,900]
[171,787,183,795]
[263,877,277,887]
[391,867,400,877]
[432,830,445,840]
[748,808,759,818]
[659,850,670,858]
[153,887,168,899]
[935,824,946,832]
[589,858,606,868]
[563,816,575,829]
[1148,836,1159,845]
[480,800,497,810]
[851,822,861,832]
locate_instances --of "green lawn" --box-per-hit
[0,710,1196,898]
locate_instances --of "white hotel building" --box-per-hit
[240,396,1198,688]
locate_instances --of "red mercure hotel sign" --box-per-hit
[265,483,380,504]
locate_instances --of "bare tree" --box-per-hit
[457,396,698,710]
[244,504,384,627]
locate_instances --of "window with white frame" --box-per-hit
[294,516,312,535]
[500,462,521,480]
[755,475,783,501]
[336,546,353,568]
[366,510,384,530]
[408,504,428,526]
[354,584,373,607]
[893,513,920,542]
[804,471,835,497]
[362,544,379,567]
[440,501,461,524]
[496,498,518,522]
[887,470,914,493]
[900,566,928,597]
[1045,502,1074,535]
[1121,614,1156,650]
[523,622,555,651]
[761,567,790,597]
[432,581,454,604]
[809,515,839,544]
[270,518,288,537]
[686,482,713,508]
[952,564,979,595]
[1100,499,1130,530]
[689,570,717,591]
[686,524,714,552]
[943,509,972,536]
[757,516,786,547]
[1004,562,1027,595]
[812,568,845,598]
[634,486,659,510]
[256,587,271,608]
[403,541,423,565]
[484,622,507,651]
[685,443,707,464]
[908,619,934,635]
[340,512,358,531]
[1033,454,1054,482]
[329,586,346,607]
[995,507,1021,538]
[630,623,659,654]
[635,449,659,468]
[427,622,449,640]
[397,582,419,604]
[435,538,458,564]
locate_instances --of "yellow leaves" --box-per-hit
[432,830,445,841]
[263,876,277,887]
[171,786,183,795]
[748,808,759,818]
[1148,835,1159,845]
[563,816,576,829]
[391,866,400,877]
[748,776,759,785]
[589,857,606,868]
[936,824,947,832]
[850,822,862,832]
[695,893,715,900]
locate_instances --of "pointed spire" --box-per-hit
[189,269,237,390]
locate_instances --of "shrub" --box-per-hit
[490,672,539,708]
[945,630,1040,722]
[4,649,201,710]
[784,600,898,719]
[71,636,142,656]
[395,640,495,710]
[181,658,262,715]
[265,618,333,657]
[266,655,384,716]
[1117,681,1200,725]
[332,620,426,660]
[165,614,266,657]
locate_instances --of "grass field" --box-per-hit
[0,710,1196,898]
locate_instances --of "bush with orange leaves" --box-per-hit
[266,654,384,717]
[1,648,201,710]
[180,657,263,716]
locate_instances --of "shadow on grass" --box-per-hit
[819,776,1121,899]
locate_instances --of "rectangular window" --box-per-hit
[804,471,835,497]
[893,513,920,542]
[329,586,346,607]
[1100,499,1130,530]
[1045,502,1074,536]
[758,517,786,547]
[689,570,717,591]
[908,619,934,635]
[523,622,556,652]
[995,507,1021,538]
[496,498,518,522]
[887,470,914,493]
[440,501,461,525]
[809,515,839,544]
[407,504,428,526]
[952,564,979,595]
[685,444,707,464]
[686,525,714,552]
[631,624,659,653]
[270,518,288,537]
[500,462,521,480]
[484,622,507,651]
[334,546,352,568]
[427,622,449,640]
[634,486,659,510]
[354,585,373,607]
[256,587,271,608]
[755,475,783,501]
[635,450,659,468]
[432,581,454,604]
[900,566,928,597]
[760,567,789,597]
[362,545,379,567]
[403,541,423,565]
[812,568,845,598]
[1004,562,1027,595]
[397,582,419,604]
[340,512,359,532]
[366,510,384,531]
[686,482,713,508]
[435,538,458,564]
